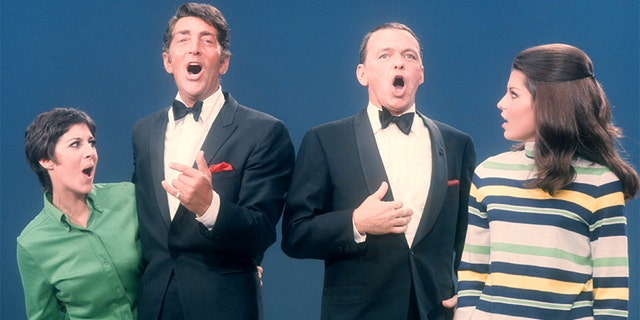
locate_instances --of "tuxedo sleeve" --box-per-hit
[207,120,295,257]
[454,135,476,272]
[281,128,366,260]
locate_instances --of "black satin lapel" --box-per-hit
[353,109,393,201]
[356,109,415,246]
[150,110,172,228]
[199,94,238,165]
[413,114,447,244]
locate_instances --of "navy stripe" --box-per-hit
[593,277,628,288]
[483,285,594,306]
[490,262,590,284]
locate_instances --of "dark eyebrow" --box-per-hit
[508,86,522,92]
[402,48,419,55]
[63,137,81,144]
[175,29,191,36]
[199,31,215,37]
[375,47,419,56]
[174,30,215,39]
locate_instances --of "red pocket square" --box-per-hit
[447,179,460,187]
[209,162,233,173]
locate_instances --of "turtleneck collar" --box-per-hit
[524,142,535,159]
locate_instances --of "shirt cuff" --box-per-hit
[195,190,220,230]
[353,219,367,243]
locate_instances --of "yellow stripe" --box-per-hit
[485,273,592,295]
[474,186,623,212]
[595,192,625,211]
[593,287,629,301]
[469,184,479,199]
[458,270,488,282]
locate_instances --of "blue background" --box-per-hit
[2,1,638,319]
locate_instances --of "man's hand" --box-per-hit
[161,151,214,216]
[352,182,413,235]
[257,266,263,286]
[442,294,457,309]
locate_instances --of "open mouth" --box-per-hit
[187,63,202,75]
[82,166,94,178]
[393,76,405,88]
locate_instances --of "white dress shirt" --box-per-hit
[164,87,225,227]
[364,103,432,247]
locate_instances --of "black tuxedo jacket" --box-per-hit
[282,108,476,320]
[132,93,294,319]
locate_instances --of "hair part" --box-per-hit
[162,2,231,58]
[512,43,638,199]
[25,108,96,193]
[358,22,422,64]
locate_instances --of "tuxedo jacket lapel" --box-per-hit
[354,109,408,246]
[172,94,239,224]
[149,94,240,229]
[150,108,172,228]
[200,93,238,165]
[413,112,447,245]
[353,109,392,201]
[353,109,449,247]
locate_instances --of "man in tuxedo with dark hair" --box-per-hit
[132,3,294,319]
[281,22,476,320]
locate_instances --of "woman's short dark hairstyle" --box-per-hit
[162,2,231,58]
[25,108,96,193]
[512,43,638,199]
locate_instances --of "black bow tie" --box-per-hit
[379,107,414,135]
[172,100,203,121]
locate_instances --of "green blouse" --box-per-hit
[17,182,141,320]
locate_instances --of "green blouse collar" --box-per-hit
[43,186,100,229]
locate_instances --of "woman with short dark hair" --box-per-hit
[18,108,141,319]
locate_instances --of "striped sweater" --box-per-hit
[456,144,629,319]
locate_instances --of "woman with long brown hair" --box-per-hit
[456,43,638,319]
